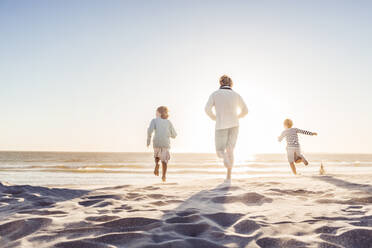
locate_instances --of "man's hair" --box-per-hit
[157,106,169,119]
[219,75,233,87]
[284,119,293,128]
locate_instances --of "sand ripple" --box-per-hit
[0,175,372,248]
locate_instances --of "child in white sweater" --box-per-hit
[147,106,177,182]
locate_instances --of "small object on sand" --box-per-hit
[319,163,325,175]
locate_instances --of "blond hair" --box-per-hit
[157,106,169,119]
[219,75,233,87]
[284,119,293,128]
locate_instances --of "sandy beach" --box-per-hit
[3,0,372,247]
[1,174,371,248]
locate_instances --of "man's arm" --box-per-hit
[205,94,216,120]
[238,94,248,118]
[147,119,155,146]
[296,128,317,136]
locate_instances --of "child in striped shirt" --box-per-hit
[278,119,317,175]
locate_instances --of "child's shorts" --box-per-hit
[154,148,170,163]
[286,147,305,163]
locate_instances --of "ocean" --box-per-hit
[0,151,371,186]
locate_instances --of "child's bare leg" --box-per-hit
[295,151,308,166]
[294,152,302,164]
[302,156,309,166]
[295,158,303,164]
[154,157,160,176]
[289,162,297,175]
[297,154,308,165]
[161,161,167,182]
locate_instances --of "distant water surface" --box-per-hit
[0,151,371,186]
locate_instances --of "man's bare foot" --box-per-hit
[303,159,309,166]
[162,176,166,182]
[295,158,303,164]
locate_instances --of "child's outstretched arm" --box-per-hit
[296,128,317,136]
[169,121,177,139]
[147,119,155,147]
[278,132,285,142]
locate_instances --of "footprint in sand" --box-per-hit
[78,199,102,207]
[211,192,272,205]
[234,219,261,234]
[165,214,201,224]
[0,218,52,245]
[99,217,161,232]
[256,237,309,248]
[320,229,372,248]
[85,215,120,222]
[204,212,244,227]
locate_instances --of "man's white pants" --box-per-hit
[215,126,239,168]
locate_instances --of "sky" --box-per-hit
[0,0,371,154]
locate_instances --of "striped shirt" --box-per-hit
[278,128,315,148]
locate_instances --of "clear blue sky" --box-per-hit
[1,0,371,154]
